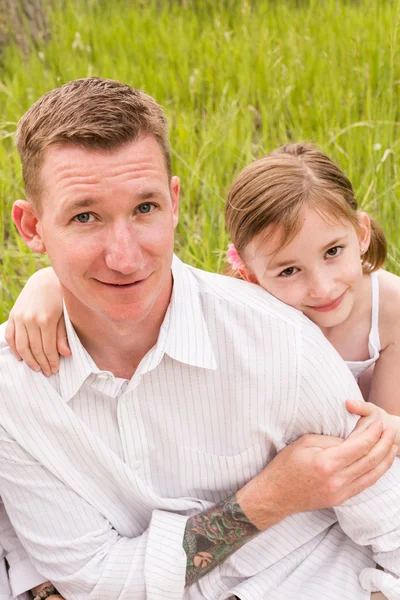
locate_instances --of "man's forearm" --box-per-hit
[183,422,397,588]
[183,494,259,587]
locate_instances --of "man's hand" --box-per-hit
[237,421,397,531]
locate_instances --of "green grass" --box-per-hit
[1,0,400,320]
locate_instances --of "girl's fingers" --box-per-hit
[341,426,396,483]
[41,324,62,374]
[346,399,381,437]
[323,420,385,469]
[56,316,71,357]
[346,399,374,417]
[14,325,41,373]
[23,321,52,376]
[4,318,22,361]
[339,439,398,503]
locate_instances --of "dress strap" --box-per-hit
[369,271,381,352]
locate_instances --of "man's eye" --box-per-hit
[73,212,94,223]
[279,266,298,278]
[325,246,343,258]
[137,203,155,214]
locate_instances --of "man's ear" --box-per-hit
[170,176,180,229]
[12,200,46,254]
[239,267,259,284]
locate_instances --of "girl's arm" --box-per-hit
[347,330,400,451]
[5,268,69,376]
[366,332,400,417]
[348,272,400,449]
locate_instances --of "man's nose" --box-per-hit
[307,270,335,299]
[104,225,143,274]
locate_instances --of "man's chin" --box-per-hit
[99,302,154,325]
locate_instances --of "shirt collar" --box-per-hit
[59,308,102,402]
[156,255,217,371]
[59,255,217,402]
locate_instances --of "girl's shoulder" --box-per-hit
[377,269,400,347]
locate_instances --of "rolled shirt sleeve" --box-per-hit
[0,428,189,599]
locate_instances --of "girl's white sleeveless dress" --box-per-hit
[345,271,381,381]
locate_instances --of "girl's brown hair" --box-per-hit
[225,142,386,274]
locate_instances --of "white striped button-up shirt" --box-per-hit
[0,256,399,600]
[0,500,46,600]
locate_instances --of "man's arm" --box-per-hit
[0,413,394,599]
[0,312,397,598]
[184,422,395,586]
[0,499,57,599]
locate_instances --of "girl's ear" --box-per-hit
[12,200,46,254]
[239,267,259,285]
[357,212,371,253]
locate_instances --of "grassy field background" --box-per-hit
[1,0,399,321]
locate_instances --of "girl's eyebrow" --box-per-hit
[321,236,347,251]
[269,236,348,270]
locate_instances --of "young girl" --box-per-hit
[224,142,400,435]
[5,142,400,442]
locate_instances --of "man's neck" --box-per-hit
[62,281,173,379]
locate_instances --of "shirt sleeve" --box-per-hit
[0,499,47,599]
[0,428,188,600]
[294,320,400,600]
[0,323,190,600]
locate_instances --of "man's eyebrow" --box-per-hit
[63,198,98,212]
[137,189,163,200]
[269,237,347,270]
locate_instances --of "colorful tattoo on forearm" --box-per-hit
[183,494,259,587]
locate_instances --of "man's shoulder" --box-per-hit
[0,321,13,356]
[186,263,311,330]
[0,320,28,374]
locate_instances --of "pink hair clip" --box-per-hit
[226,243,245,270]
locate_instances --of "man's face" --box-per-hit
[33,136,179,325]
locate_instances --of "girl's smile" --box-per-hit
[306,289,348,312]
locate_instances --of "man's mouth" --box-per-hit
[96,279,144,288]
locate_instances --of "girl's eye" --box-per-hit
[325,246,343,258]
[137,202,156,214]
[279,266,299,278]
[73,212,94,223]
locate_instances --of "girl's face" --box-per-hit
[241,207,371,330]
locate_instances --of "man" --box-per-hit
[0,77,398,599]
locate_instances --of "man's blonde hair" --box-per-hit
[225,142,387,274]
[16,77,171,208]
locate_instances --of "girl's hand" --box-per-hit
[346,399,400,451]
[4,268,70,376]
